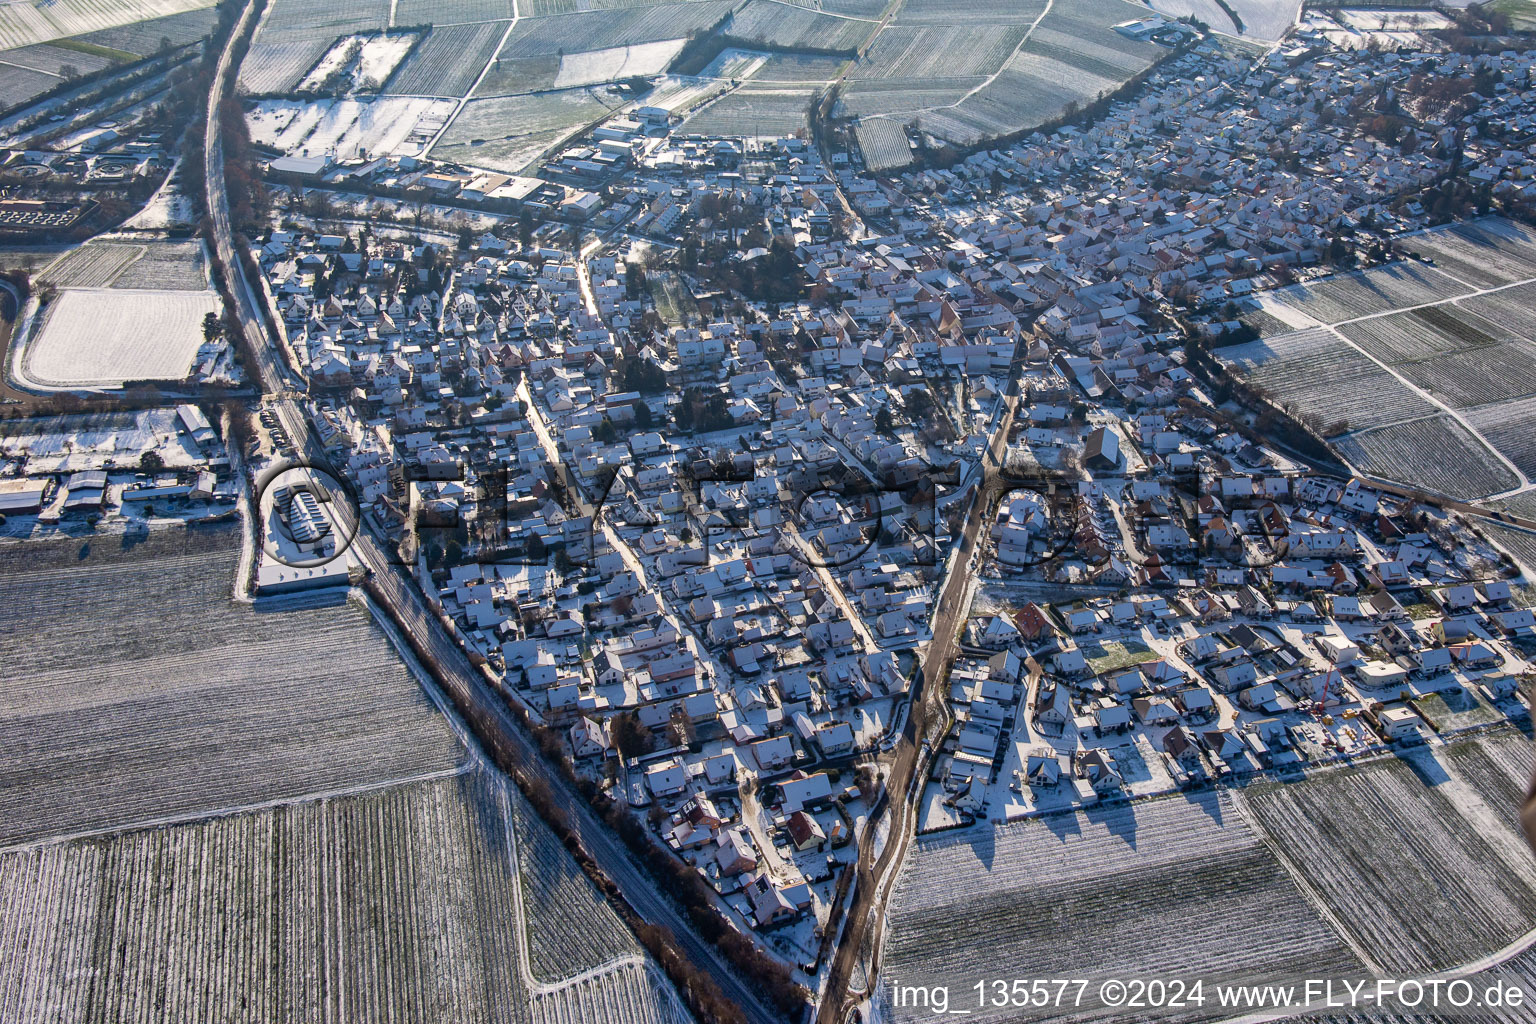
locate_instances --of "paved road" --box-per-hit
[205,9,780,1023]
[817,375,1025,1024]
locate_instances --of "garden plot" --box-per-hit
[1467,395,1536,480]
[0,527,467,846]
[75,6,217,56]
[0,0,213,51]
[247,97,458,160]
[682,85,813,138]
[508,783,640,981]
[394,0,515,23]
[432,89,617,171]
[725,0,879,52]
[1271,261,1469,324]
[856,117,912,173]
[1218,327,1435,434]
[1244,751,1536,975]
[384,21,508,96]
[552,38,687,89]
[23,287,219,389]
[1333,415,1516,499]
[881,792,1363,1023]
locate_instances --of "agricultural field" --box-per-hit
[1405,218,1536,288]
[1337,303,1504,363]
[237,0,391,94]
[394,0,516,24]
[1393,340,1536,408]
[1463,280,1536,340]
[0,770,530,1024]
[848,24,1029,81]
[73,5,216,56]
[682,85,814,138]
[486,2,731,73]
[1468,395,1536,481]
[1270,261,1468,325]
[856,117,913,172]
[1243,747,1536,975]
[0,61,58,111]
[1148,0,1239,33]
[1333,415,1515,499]
[384,21,508,96]
[0,526,465,845]
[881,791,1364,1023]
[749,51,848,83]
[108,240,210,290]
[0,39,118,77]
[552,38,688,90]
[531,959,690,1024]
[23,286,220,389]
[0,0,213,51]
[1218,327,1436,434]
[1222,0,1304,40]
[725,0,879,52]
[37,241,142,287]
[508,784,640,981]
[40,239,208,290]
[247,96,457,160]
[432,89,620,172]
[836,0,1164,146]
[296,32,420,93]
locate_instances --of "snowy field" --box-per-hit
[551,38,687,89]
[246,96,457,159]
[0,0,214,50]
[297,32,418,92]
[23,287,219,389]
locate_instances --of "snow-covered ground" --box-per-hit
[19,287,219,390]
[298,33,418,92]
[552,39,688,90]
[246,96,456,160]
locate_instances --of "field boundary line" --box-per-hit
[1321,321,1528,494]
[0,762,475,855]
[422,1,520,156]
